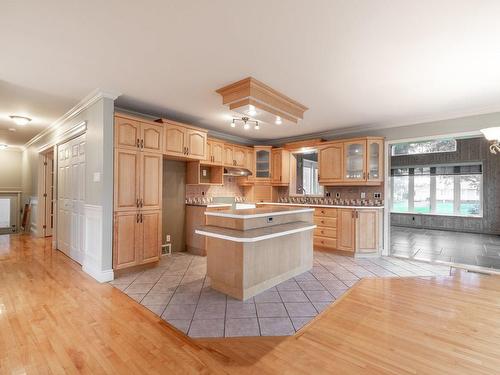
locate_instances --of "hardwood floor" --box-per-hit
[1,234,500,374]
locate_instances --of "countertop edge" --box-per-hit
[258,202,385,209]
[204,207,315,219]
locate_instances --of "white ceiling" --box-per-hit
[2,0,500,144]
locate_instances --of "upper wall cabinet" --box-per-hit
[254,146,272,181]
[205,139,224,165]
[318,137,384,186]
[115,115,163,154]
[271,148,290,186]
[157,119,207,160]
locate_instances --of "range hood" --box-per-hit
[223,167,253,177]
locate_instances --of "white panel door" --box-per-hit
[57,133,86,264]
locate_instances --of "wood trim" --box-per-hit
[229,98,298,124]
[154,117,206,132]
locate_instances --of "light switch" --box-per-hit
[360,192,366,199]
[93,172,101,182]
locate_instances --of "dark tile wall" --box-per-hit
[391,137,500,235]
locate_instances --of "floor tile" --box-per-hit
[125,282,155,294]
[312,302,332,313]
[256,302,288,317]
[284,302,317,317]
[259,317,295,336]
[198,290,227,305]
[291,317,312,331]
[142,292,173,305]
[304,290,334,302]
[279,290,308,302]
[127,293,146,302]
[225,318,260,337]
[226,302,257,318]
[143,304,167,315]
[169,292,200,305]
[188,319,224,338]
[297,280,326,291]
[162,304,196,320]
[164,319,191,334]
[276,280,301,291]
[254,290,282,303]
[193,303,226,320]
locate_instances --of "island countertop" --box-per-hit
[204,206,314,219]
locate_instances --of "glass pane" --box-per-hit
[369,142,379,179]
[0,198,11,228]
[392,176,409,212]
[436,176,454,214]
[345,143,364,179]
[414,175,430,213]
[255,150,269,178]
[460,175,481,215]
[391,139,456,156]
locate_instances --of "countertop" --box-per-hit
[204,206,314,219]
[185,203,233,208]
[195,221,316,242]
[257,202,385,210]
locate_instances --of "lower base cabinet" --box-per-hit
[113,210,162,269]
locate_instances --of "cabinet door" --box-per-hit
[114,149,140,211]
[233,147,246,167]
[164,123,186,157]
[246,149,255,179]
[186,129,207,160]
[337,209,355,252]
[318,143,343,182]
[224,145,234,166]
[141,122,163,154]
[255,148,271,179]
[113,211,140,269]
[343,140,366,181]
[253,185,273,202]
[140,152,162,211]
[211,141,224,165]
[140,210,161,264]
[367,139,384,183]
[356,210,378,253]
[271,150,282,183]
[205,140,213,164]
[115,117,140,151]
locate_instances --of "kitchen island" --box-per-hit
[195,206,315,300]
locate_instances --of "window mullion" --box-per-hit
[453,175,461,215]
[408,175,415,212]
[430,175,436,213]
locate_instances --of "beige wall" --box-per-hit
[163,160,186,252]
[0,149,23,191]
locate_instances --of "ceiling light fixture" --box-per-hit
[481,127,500,154]
[10,115,31,126]
[275,116,282,125]
[0,144,8,150]
[231,116,259,131]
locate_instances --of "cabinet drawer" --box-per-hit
[314,227,337,238]
[314,236,337,249]
[314,208,337,218]
[314,217,337,228]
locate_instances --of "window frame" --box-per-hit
[390,163,483,218]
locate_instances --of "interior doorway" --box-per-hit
[0,193,20,235]
[56,133,86,264]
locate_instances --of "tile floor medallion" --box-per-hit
[391,226,500,269]
[110,251,451,338]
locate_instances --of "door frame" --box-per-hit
[382,130,482,256]
[37,148,55,238]
[36,120,87,248]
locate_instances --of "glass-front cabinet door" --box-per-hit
[343,140,366,181]
[254,146,272,180]
[367,139,383,182]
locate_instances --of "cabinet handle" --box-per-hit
[140,198,143,208]
[136,139,140,148]
[136,213,140,223]
[140,213,143,223]
[367,172,370,179]
[140,139,144,150]
[363,172,366,179]
[136,198,140,208]
[186,147,189,155]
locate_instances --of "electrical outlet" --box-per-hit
[335,192,340,198]
[202,169,207,177]
[360,192,366,199]
[325,192,331,197]
[166,234,171,242]
[374,192,381,199]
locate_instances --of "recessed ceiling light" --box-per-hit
[10,115,32,126]
[275,116,282,125]
[230,119,236,128]
[0,144,8,150]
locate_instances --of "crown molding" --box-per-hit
[23,88,121,150]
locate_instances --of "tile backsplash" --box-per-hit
[274,186,384,201]
[185,176,244,199]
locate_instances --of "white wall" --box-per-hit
[0,148,23,191]
[21,93,116,281]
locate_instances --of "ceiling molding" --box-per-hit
[23,88,121,150]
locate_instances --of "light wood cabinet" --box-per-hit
[205,139,224,165]
[140,153,162,210]
[115,115,163,154]
[337,208,356,252]
[243,184,273,202]
[186,162,223,185]
[313,207,338,251]
[223,144,234,166]
[318,142,343,184]
[160,119,207,160]
[114,149,140,212]
[113,210,161,269]
[271,148,290,186]
[233,146,247,167]
[356,209,379,254]
[318,137,384,186]
[254,146,272,181]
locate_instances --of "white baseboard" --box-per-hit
[82,264,114,283]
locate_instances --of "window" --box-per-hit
[0,198,10,228]
[391,139,457,156]
[391,164,482,217]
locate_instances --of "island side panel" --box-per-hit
[206,212,314,230]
